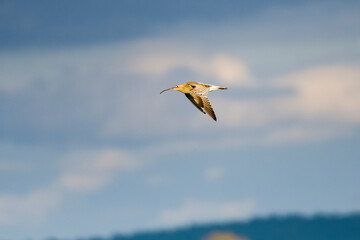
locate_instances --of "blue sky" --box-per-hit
[1,0,360,239]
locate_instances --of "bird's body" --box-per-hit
[160,82,227,121]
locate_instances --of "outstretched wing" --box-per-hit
[185,93,205,114]
[201,96,217,121]
[186,86,217,121]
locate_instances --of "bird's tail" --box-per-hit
[209,85,228,91]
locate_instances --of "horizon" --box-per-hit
[58,213,360,240]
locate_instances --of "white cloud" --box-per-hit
[133,63,360,157]
[59,149,140,192]
[204,165,225,182]
[0,148,140,226]
[0,40,250,94]
[158,199,255,227]
[210,55,251,86]
[277,65,360,124]
[0,188,61,226]
[262,125,345,145]
[125,51,251,87]
[216,64,360,141]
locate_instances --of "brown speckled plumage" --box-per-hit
[160,82,227,121]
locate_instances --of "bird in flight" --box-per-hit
[160,82,227,121]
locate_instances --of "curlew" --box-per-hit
[160,82,227,121]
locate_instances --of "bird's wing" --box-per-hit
[185,93,206,114]
[187,90,217,121]
[201,96,217,121]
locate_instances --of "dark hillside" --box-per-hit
[74,213,360,240]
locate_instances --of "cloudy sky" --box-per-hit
[1,0,360,239]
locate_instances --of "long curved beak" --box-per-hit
[160,87,175,94]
